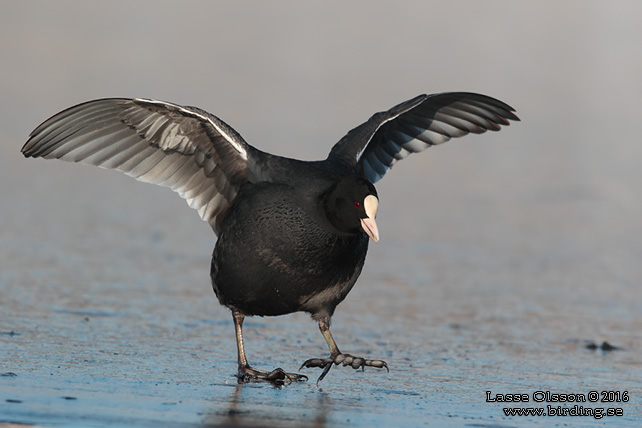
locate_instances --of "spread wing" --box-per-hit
[328,92,520,183]
[22,98,255,234]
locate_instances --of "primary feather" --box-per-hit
[22,98,254,233]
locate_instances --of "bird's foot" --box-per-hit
[300,353,389,384]
[236,365,308,385]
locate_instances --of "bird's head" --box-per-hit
[323,176,379,242]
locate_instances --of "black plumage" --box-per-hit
[22,92,519,384]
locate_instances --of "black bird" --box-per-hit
[22,92,518,384]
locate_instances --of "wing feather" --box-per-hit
[22,98,256,234]
[328,92,519,183]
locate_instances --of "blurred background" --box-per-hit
[1,1,641,426]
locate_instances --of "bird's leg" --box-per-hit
[300,316,389,384]
[232,310,307,384]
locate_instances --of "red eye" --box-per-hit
[354,202,360,208]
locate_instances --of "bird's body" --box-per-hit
[212,177,368,319]
[22,92,518,384]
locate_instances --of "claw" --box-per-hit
[316,362,333,385]
[365,359,389,372]
[300,358,331,370]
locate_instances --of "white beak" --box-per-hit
[360,194,379,243]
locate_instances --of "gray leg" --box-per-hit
[233,310,249,368]
[300,316,389,384]
[232,310,307,384]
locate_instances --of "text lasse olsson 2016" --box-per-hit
[486,390,627,419]
[486,390,628,403]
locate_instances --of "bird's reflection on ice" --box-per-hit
[203,382,329,428]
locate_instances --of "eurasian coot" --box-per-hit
[22,92,518,384]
